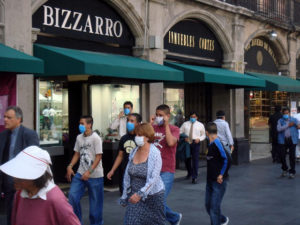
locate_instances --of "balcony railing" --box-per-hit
[218,0,291,25]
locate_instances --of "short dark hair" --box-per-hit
[189,111,198,117]
[6,106,23,123]
[123,101,133,108]
[206,122,218,134]
[129,113,142,123]
[275,105,282,113]
[80,115,93,126]
[156,104,170,115]
[282,107,290,113]
[33,171,52,189]
[216,110,225,118]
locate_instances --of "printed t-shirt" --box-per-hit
[118,133,136,170]
[74,132,103,178]
[153,124,180,173]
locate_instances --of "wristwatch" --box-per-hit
[88,168,94,174]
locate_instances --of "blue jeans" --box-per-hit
[160,172,180,225]
[205,180,227,225]
[68,173,104,225]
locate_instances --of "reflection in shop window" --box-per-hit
[164,88,185,127]
[38,80,68,146]
[90,84,140,141]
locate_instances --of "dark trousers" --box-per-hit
[271,142,280,162]
[279,138,296,174]
[2,175,14,225]
[187,142,200,179]
[205,180,227,225]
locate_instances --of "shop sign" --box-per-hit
[245,38,278,74]
[32,0,134,46]
[164,19,223,66]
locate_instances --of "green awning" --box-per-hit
[165,61,266,87]
[0,43,44,73]
[34,44,183,81]
[247,72,300,92]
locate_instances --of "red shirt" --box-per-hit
[153,124,180,173]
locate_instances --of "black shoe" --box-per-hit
[192,178,197,184]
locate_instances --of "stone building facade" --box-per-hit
[1,0,300,162]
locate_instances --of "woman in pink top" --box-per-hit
[0,146,80,225]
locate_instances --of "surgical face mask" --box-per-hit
[155,116,164,126]
[79,124,86,133]
[135,136,145,147]
[124,108,130,116]
[190,118,196,123]
[283,114,289,120]
[127,122,135,132]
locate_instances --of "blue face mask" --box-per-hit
[124,108,130,116]
[79,124,86,133]
[190,118,196,123]
[283,114,289,120]
[127,122,135,132]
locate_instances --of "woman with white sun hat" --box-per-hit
[0,145,80,225]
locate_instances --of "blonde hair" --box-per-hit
[135,123,155,143]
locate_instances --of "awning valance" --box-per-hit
[247,72,300,93]
[34,44,184,81]
[0,43,43,74]
[165,62,266,88]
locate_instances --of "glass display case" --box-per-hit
[37,80,69,146]
[163,88,185,127]
[90,84,140,141]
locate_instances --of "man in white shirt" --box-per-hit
[110,101,133,139]
[214,110,234,154]
[180,112,206,184]
[293,106,300,161]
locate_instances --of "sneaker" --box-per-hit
[221,217,229,225]
[289,173,295,179]
[175,213,182,225]
[281,171,288,177]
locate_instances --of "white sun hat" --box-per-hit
[0,145,52,180]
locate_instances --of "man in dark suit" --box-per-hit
[269,105,282,163]
[0,106,39,225]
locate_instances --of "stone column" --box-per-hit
[5,0,35,129]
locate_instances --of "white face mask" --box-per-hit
[135,136,145,147]
[155,116,164,126]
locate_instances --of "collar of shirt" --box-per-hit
[20,180,55,200]
[11,125,20,136]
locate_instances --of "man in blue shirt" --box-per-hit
[277,107,300,179]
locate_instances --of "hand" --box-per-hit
[230,145,234,152]
[129,193,141,204]
[81,171,90,181]
[107,170,114,180]
[119,111,125,119]
[163,115,169,126]
[217,175,223,184]
[66,167,75,182]
[149,115,155,124]
[289,122,295,127]
[195,139,200,144]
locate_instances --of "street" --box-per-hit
[79,158,300,225]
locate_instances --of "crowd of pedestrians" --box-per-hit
[1,102,300,225]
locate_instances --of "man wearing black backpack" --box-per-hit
[205,122,231,225]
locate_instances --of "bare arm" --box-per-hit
[66,152,80,182]
[164,115,178,147]
[107,151,124,180]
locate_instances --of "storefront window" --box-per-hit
[164,88,185,127]
[37,80,68,146]
[90,84,140,140]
